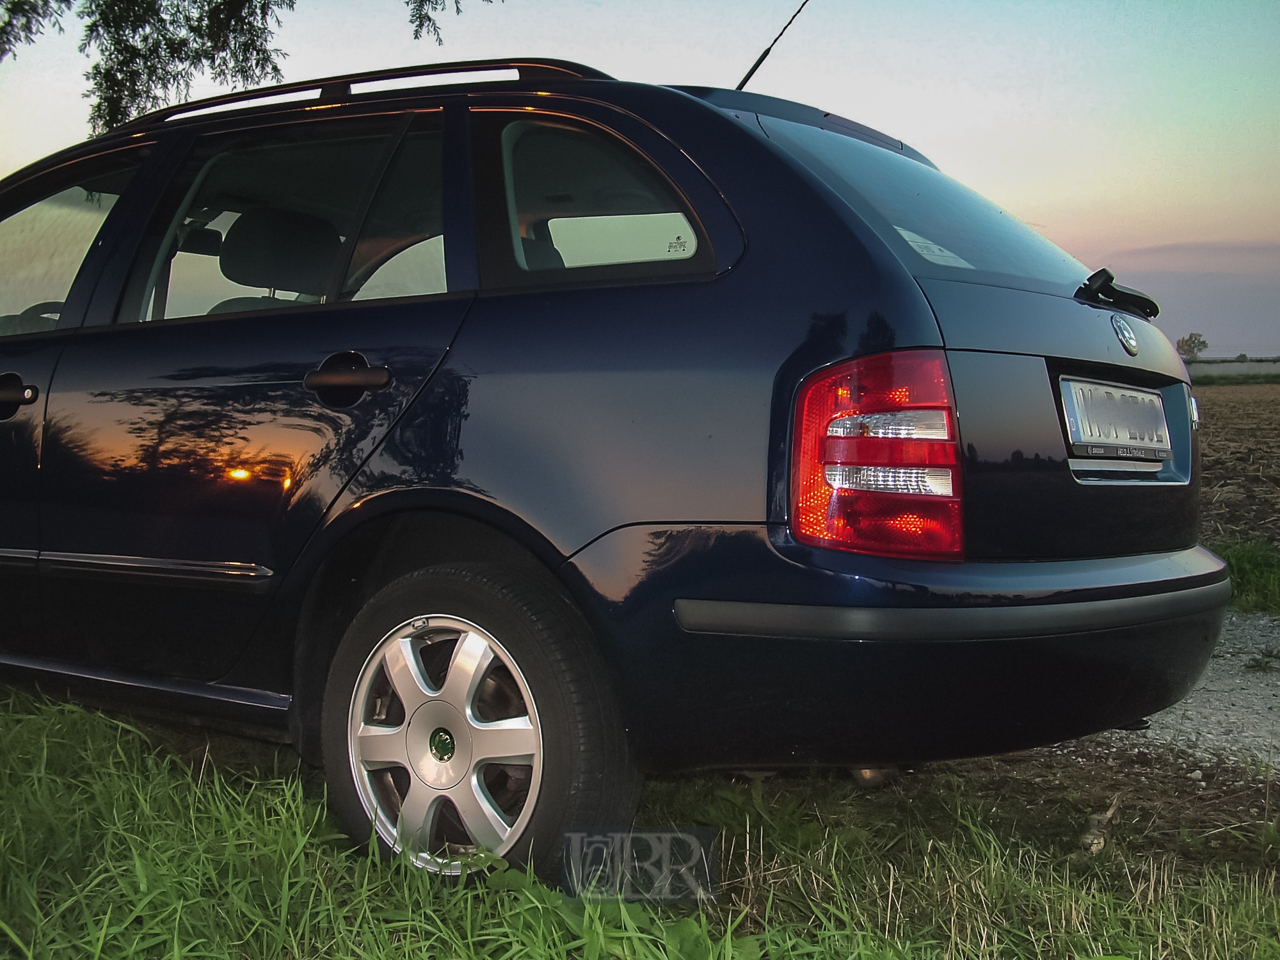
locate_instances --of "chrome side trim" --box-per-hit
[0,548,39,561]
[1067,458,1164,473]
[39,552,274,579]
[0,652,291,724]
[674,579,1232,642]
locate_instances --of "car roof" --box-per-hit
[1,57,931,192]
[673,86,935,168]
[113,58,928,164]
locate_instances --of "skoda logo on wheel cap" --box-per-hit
[429,727,456,762]
[1111,314,1139,357]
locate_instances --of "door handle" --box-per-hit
[303,367,391,390]
[0,374,38,405]
[304,352,392,408]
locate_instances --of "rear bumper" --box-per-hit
[674,579,1230,642]
[566,526,1229,771]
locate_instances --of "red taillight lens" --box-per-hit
[791,349,963,560]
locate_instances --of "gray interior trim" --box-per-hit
[674,579,1232,642]
[39,552,274,579]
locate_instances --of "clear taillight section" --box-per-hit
[791,349,963,560]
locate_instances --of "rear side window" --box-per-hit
[476,112,714,287]
[0,153,140,336]
[758,115,1089,294]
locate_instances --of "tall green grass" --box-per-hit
[1213,538,1280,615]
[2,688,1278,959]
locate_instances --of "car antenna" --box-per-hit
[736,0,814,91]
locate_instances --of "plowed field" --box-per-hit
[1194,383,1280,544]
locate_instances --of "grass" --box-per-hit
[2,687,1279,959]
[1210,538,1280,615]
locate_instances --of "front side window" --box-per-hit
[0,153,140,336]
[477,113,712,286]
[125,113,447,323]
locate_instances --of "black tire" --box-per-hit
[321,562,641,879]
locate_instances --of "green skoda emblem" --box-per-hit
[429,727,455,763]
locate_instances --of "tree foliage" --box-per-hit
[1176,332,1208,361]
[0,0,482,133]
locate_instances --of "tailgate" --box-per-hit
[920,279,1200,560]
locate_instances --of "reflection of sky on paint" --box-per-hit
[1,0,1276,353]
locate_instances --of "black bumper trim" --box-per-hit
[674,578,1232,641]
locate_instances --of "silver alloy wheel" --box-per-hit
[347,614,543,871]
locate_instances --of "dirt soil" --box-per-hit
[1195,383,1280,545]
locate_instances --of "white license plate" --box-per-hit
[1059,378,1172,464]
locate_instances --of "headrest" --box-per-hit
[220,208,342,295]
[521,236,565,270]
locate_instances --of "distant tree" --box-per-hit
[1176,332,1208,361]
[0,0,488,133]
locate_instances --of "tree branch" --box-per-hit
[0,0,491,133]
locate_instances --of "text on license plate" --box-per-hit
[1058,378,1172,461]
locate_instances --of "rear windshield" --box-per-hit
[758,115,1089,295]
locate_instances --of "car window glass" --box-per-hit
[500,118,697,272]
[0,155,140,336]
[344,117,447,301]
[757,115,1087,292]
[128,121,397,322]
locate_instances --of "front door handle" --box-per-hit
[0,373,39,405]
[304,352,391,408]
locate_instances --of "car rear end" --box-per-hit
[573,90,1228,771]
[756,113,1203,560]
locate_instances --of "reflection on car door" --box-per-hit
[37,112,473,681]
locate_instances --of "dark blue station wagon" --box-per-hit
[0,59,1229,875]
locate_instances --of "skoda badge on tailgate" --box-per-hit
[1111,314,1140,356]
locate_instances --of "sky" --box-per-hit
[1,0,1277,356]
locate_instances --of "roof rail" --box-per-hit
[114,58,613,131]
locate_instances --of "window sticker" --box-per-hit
[546,212,696,268]
[894,227,974,269]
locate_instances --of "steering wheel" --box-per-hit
[17,301,64,329]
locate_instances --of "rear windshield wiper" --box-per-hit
[1074,267,1160,319]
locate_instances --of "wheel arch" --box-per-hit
[286,490,594,765]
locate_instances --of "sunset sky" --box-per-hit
[2,0,1276,356]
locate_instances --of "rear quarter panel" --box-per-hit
[338,88,945,551]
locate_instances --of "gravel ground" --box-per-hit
[1098,610,1280,765]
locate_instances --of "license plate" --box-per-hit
[1059,378,1172,463]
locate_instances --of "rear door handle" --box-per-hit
[303,352,392,408]
[0,374,38,405]
[303,367,391,390]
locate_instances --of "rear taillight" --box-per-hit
[791,349,963,561]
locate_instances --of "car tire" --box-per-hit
[321,562,640,878]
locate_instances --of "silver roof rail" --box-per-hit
[114,58,613,131]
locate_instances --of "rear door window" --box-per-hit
[121,113,448,323]
[475,112,714,287]
[344,115,447,301]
